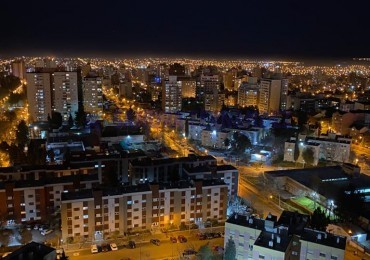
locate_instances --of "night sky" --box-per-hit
[1,0,369,59]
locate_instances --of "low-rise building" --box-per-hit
[183,164,238,199]
[284,134,351,164]
[201,129,230,149]
[225,211,346,260]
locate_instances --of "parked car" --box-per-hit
[1,252,12,258]
[33,225,39,230]
[150,239,160,246]
[41,229,54,236]
[128,241,136,249]
[213,245,224,252]
[110,243,118,251]
[91,244,98,254]
[183,249,197,256]
[170,236,177,243]
[178,235,187,243]
[101,244,110,252]
[211,232,221,238]
[198,233,207,240]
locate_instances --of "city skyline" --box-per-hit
[2,1,370,59]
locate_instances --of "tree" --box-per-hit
[126,107,136,122]
[224,138,230,148]
[310,207,330,231]
[68,114,74,127]
[16,120,29,147]
[297,110,308,131]
[197,244,213,260]
[335,184,365,221]
[51,111,63,129]
[224,237,236,260]
[293,141,300,162]
[75,107,87,127]
[302,147,315,166]
[233,134,252,155]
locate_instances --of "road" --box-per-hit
[238,176,283,218]
[351,144,370,175]
[67,234,224,260]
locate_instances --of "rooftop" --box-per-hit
[226,214,265,231]
[254,230,292,252]
[4,241,55,260]
[300,228,346,250]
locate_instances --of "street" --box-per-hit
[66,228,224,260]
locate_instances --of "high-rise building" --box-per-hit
[119,81,133,99]
[26,73,52,121]
[11,60,26,79]
[180,77,196,98]
[53,72,78,121]
[35,59,57,69]
[168,63,186,76]
[83,76,103,115]
[259,79,287,115]
[238,78,259,108]
[162,76,182,113]
[223,69,237,91]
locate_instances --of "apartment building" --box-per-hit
[0,174,99,223]
[183,164,238,199]
[201,129,230,149]
[225,211,346,260]
[61,180,228,241]
[284,134,351,164]
[26,72,52,121]
[128,155,217,185]
[53,72,78,121]
[162,76,182,113]
[82,76,103,115]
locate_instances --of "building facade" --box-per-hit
[82,76,103,115]
[162,76,182,113]
[53,72,78,121]
[61,180,228,241]
[26,73,52,121]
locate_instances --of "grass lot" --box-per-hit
[292,196,336,220]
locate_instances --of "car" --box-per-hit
[150,239,160,246]
[41,229,54,236]
[110,243,118,251]
[198,234,207,240]
[128,241,136,249]
[170,236,177,243]
[91,244,98,254]
[1,252,12,258]
[33,225,39,230]
[211,232,221,238]
[178,235,187,243]
[97,245,103,253]
[183,249,197,256]
[101,244,110,252]
[39,225,48,231]
[212,245,224,252]
[205,233,213,239]
[26,225,32,230]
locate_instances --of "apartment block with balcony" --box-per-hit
[61,180,228,241]
[0,174,99,223]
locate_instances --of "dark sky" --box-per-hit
[1,0,369,59]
